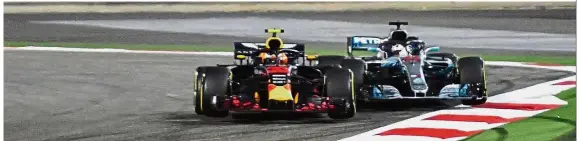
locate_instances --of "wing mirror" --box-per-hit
[236,55,247,60]
[235,55,250,65]
[305,55,318,66]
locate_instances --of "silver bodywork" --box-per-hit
[358,46,477,100]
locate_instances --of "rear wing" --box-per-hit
[389,21,409,30]
[346,36,385,57]
[233,42,305,59]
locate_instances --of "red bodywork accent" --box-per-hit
[225,94,335,113]
[402,56,420,62]
[295,96,334,112]
[225,95,262,111]
[266,66,289,74]
[268,84,277,91]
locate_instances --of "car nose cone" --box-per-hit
[412,78,425,85]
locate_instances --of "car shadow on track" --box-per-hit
[161,100,465,126]
[162,111,343,126]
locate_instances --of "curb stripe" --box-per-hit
[471,102,562,111]
[376,127,484,139]
[553,81,576,85]
[435,108,549,119]
[423,114,525,124]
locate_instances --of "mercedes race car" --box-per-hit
[317,21,487,106]
[194,28,357,119]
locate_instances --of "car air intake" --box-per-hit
[267,39,282,50]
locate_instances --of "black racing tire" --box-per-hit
[340,59,366,105]
[458,57,484,83]
[457,56,487,106]
[317,55,345,67]
[340,59,365,87]
[324,68,356,119]
[194,66,210,115]
[199,67,230,117]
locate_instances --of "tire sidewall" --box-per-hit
[324,68,356,119]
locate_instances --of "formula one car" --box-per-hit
[194,28,357,119]
[317,21,487,106]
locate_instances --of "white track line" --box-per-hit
[433,108,551,118]
[4,46,234,56]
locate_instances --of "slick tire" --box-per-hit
[194,66,210,115]
[340,59,366,106]
[324,68,356,119]
[457,56,487,106]
[199,67,230,117]
[317,55,345,67]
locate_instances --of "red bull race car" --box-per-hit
[194,29,357,119]
[317,21,488,106]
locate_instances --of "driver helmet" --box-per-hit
[278,53,289,65]
[391,44,406,56]
[407,40,425,55]
[258,52,289,65]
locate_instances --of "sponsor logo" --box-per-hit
[270,74,288,85]
[353,37,381,45]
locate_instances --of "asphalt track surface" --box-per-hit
[4,9,577,141]
[5,9,577,55]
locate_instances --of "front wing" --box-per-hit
[368,84,486,100]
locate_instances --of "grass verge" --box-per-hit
[5,41,576,66]
[463,88,577,141]
[464,54,576,66]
